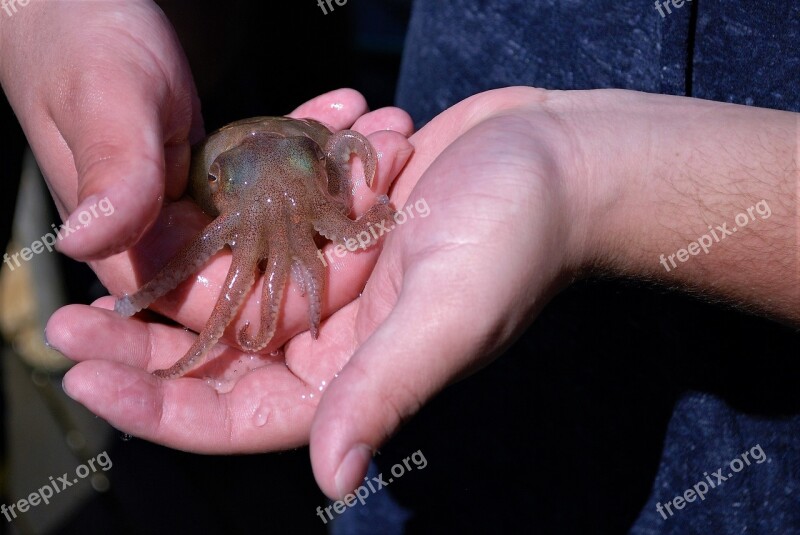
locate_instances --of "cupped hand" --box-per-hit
[307,87,589,497]
[44,88,414,453]
[47,87,586,496]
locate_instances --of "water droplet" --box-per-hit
[301,395,306,400]
[253,405,271,427]
[204,377,224,390]
[309,393,314,399]
[120,433,132,442]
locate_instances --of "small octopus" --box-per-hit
[115,117,393,378]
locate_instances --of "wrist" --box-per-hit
[465,88,628,279]
[539,89,662,276]
[548,89,799,321]
[455,87,602,282]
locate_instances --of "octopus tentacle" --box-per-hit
[325,130,376,187]
[313,196,395,246]
[290,234,326,339]
[290,261,307,296]
[237,228,290,352]
[323,129,377,214]
[115,212,240,317]
[153,240,260,379]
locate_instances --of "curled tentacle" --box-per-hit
[237,234,290,352]
[290,233,326,338]
[153,242,259,378]
[323,129,377,214]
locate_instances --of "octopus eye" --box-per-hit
[208,162,222,192]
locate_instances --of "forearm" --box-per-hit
[559,89,798,322]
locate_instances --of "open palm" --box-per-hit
[48,88,583,499]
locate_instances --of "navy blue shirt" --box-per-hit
[357,2,800,533]
[398,1,799,121]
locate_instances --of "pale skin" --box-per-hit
[3,0,798,501]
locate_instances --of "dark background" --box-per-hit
[1,1,798,534]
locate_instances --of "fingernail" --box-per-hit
[62,374,75,401]
[43,328,63,354]
[334,444,372,498]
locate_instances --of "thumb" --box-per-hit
[309,265,486,499]
[49,68,199,261]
